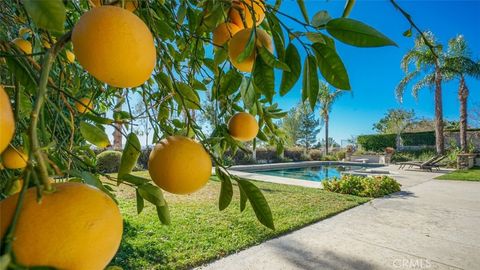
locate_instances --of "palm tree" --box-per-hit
[444,35,480,152]
[395,32,446,154]
[317,81,345,156]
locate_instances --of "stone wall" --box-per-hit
[444,130,480,151]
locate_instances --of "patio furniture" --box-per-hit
[398,155,445,171]
[457,153,477,169]
[354,158,369,163]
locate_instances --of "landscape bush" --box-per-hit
[96,151,123,173]
[309,149,323,160]
[391,148,437,163]
[323,175,401,197]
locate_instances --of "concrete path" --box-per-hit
[199,167,480,270]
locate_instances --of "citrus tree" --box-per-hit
[0,0,396,268]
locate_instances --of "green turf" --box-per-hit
[109,171,369,269]
[435,167,480,181]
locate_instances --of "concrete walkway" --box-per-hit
[199,167,480,270]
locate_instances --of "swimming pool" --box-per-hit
[252,164,369,182]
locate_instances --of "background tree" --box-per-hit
[296,103,320,153]
[372,108,415,134]
[445,35,480,152]
[396,32,446,154]
[316,81,345,155]
[279,107,301,147]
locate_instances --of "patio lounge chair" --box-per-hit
[398,155,442,171]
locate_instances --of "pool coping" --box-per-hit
[226,161,386,189]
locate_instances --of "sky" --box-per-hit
[273,0,480,145]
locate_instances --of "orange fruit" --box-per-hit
[1,146,27,169]
[0,182,123,270]
[148,136,212,195]
[91,0,138,12]
[12,38,32,54]
[213,22,242,46]
[75,97,93,114]
[228,112,259,141]
[0,86,15,153]
[66,50,75,63]
[72,6,156,88]
[228,28,273,72]
[229,0,265,28]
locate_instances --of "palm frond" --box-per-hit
[395,70,419,102]
[412,73,435,99]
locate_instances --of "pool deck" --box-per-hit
[200,164,480,270]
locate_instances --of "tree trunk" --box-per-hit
[325,114,329,156]
[459,75,469,153]
[434,63,445,154]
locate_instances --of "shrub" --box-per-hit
[96,150,123,173]
[309,149,322,160]
[322,154,338,161]
[323,175,401,198]
[335,151,346,160]
[284,147,304,161]
[391,148,437,163]
[357,131,436,152]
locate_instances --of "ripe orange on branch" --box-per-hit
[228,112,259,141]
[228,28,273,72]
[12,38,32,54]
[0,86,15,153]
[213,22,242,46]
[148,136,212,195]
[72,6,156,88]
[0,182,123,270]
[229,0,266,28]
[75,97,93,114]
[1,146,28,169]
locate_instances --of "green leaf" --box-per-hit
[253,55,275,103]
[118,133,141,181]
[326,18,397,47]
[79,121,111,148]
[23,0,66,33]
[237,29,255,63]
[266,13,285,61]
[237,179,274,229]
[122,174,150,185]
[311,10,331,27]
[84,114,114,125]
[403,28,412,37]
[302,55,319,109]
[258,47,290,71]
[217,168,233,210]
[156,19,175,40]
[240,77,256,108]
[239,183,247,212]
[176,82,200,109]
[312,43,350,90]
[0,253,11,270]
[138,183,166,207]
[220,69,242,96]
[156,203,171,225]
[156,72,174,91]
[342,0,356,18]
[280,44,301,96]
[296,0,309,24]
[135,189,144,214]
[74,171,116,202]
[6,57,37,93]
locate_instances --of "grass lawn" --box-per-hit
[435,167,480,181]
[109,171,370,269]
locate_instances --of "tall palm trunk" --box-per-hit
[434,62,445,154]
[324,113,329,156]
[459,75,469,153]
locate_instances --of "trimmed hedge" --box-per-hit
[358,131,436,152]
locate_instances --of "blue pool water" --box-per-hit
[253,164,367,182]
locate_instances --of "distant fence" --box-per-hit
[357,129,480,152]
